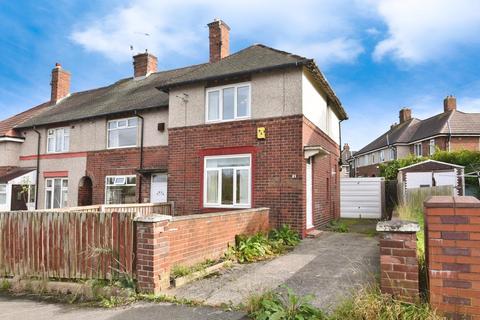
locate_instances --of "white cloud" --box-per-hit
[70,0,365,66]
[372,0,480,63]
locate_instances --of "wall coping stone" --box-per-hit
[424,196,480,208]
[171,207,269,222]
[134,214,173,223]
[376,219,420,233]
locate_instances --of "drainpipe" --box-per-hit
[338,119,344,166]
[135,111,145,203]
[33,127,41,209]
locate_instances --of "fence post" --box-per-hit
[377,220,420,302]
[134,214,172,294]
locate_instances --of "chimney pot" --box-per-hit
[399,107,412,124]
[208,19,230,63]
[133,53,158,78]
[51,63,71,103]
[444,95,457,112]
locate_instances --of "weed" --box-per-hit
[0,279,11,291]
[248,287,326,320]
[235,233,274,263]
[326,220,349,233]
[269,224,301,247]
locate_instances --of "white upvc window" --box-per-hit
[390,148,395,160]
[0,184,6,205]
[414,143,423,157]
[206,82,251,122]
[105,175,136,204]
[380,150,385,162]
[204,154,251,208]
[107,117,138,149]
[429,139,436,156]
[47,127,69,153]
[45,178,68,209]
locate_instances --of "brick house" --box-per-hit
[0,19,347,235]
[352,96,480,177]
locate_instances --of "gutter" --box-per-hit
[135,111,145,203]
[32,127,41,210]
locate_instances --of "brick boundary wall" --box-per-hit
[425,196,480,320]
[377,220,420,302]
[135,207,269,293]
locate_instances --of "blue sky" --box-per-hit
[1,0,480,150]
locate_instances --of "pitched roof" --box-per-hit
[0,167,36,183]
[17,64,203,128]
[11,44,347,129]
[0,102,50,137]
[356,118,421,155]
[356,109,480,157]
[157,44,347,120]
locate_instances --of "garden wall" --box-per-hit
[425,196,480,320]
[135,207,270,293]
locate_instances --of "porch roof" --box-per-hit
[0,167,36,183]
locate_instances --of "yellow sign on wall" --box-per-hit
[257,127,266,139]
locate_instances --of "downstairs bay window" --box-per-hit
[204,155,251,208]
[105,175,136,204]
[45,178,68,209]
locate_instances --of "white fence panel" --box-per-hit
[340,177,385,219]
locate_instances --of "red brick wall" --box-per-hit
[86,146,168,204]
[303,118,341,227]
[168,208,269,267]
[357,163,381,177]
[425,196,480,319]
[168,115,305,232]
[134,208,269,293]
[167,115,340,235]
[379,231,419,301]
[451,136,480,151]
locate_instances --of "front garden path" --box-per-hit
[170,231,379,310]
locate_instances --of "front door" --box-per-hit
[151,173,167,203]
[306,159,314,229]
[11,185,27,211]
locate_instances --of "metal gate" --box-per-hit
[340,177,385,219]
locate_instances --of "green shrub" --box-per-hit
[326,220,349,233]
[269,224,301,247]
[235,233,274,263]
[248,287,325,320]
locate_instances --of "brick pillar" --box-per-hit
[425,196,480,320]
[135,214,172,294]
[377,220,420,301]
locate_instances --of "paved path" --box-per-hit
[170,232,379,310]
[0,294,247,320]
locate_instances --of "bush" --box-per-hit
[269,224,301,247]
[248,287,325,320]
[380,154,427,180]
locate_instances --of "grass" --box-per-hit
[246,285,441,320]
[171,259,217,279]
[327,218,379,237]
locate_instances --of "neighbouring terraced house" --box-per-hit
[351,96,480,177]
[0,19,348,236]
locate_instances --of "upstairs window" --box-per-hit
[414,143,422,157]
[380,150,385,162]
[107,117,138,149]
[206,83,251,122]
[429,139,436,156]
[47,127,69,153]
[105,175,136,204]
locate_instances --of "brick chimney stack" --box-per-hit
[343,143,350,152]
[399,108,412,124]
[444,95,457,112]
[208,19,230,63]
[133,52,158,78]
[51,63,71,103]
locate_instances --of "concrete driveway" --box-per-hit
[170,232,379,310]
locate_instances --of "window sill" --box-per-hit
[203,204,251,209]
[106,145,138,150]
[205,116,251,124]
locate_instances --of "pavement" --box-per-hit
[170,231,379,310]
[0,294,247,320]
[0,231,379,318]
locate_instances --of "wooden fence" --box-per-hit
[0,211,136,280]
[38,202,174,216]
[397,184,454,205]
